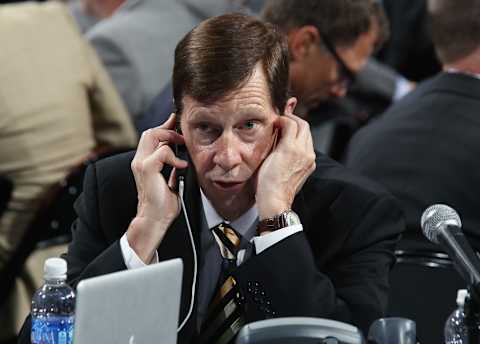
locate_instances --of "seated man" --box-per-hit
[0,1,137,339]
[346,0,480,251]
[143,0,404,159]
[19,13,403,343]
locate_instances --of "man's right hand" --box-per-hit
[126,113,188,264]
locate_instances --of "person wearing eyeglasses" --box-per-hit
[17,12,404,344]
[262,0,389,117]
[138,0,391,138]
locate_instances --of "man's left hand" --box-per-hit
[256,113,316,220]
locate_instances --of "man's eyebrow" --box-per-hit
[236,106,267,116]
[188,106,267,120]
[188,110,216,120]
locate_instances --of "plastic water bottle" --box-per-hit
[445,289,468,344]
[31,257,75,344]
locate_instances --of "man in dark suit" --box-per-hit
[376,0,441,82]
[142,0,401,157]
[19,13,403,343]
[346,0,480,250]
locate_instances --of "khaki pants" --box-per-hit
[0,244,67,340]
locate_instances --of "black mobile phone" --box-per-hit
[174,118,188,192]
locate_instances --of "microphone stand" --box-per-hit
[465,284,480,344]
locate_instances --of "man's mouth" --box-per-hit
[212,181,245,191]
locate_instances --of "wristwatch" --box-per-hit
[257,210,301,234]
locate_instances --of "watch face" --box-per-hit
[285,211,300,226]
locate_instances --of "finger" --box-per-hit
[273,116,299,148]
[284,113,314,149]
[168,167,177,190]
[136,128,185,159]
[164,147,189,170]
[284,113,309,139]
[270,128,279,152]
[159,112,177,130]
[143,145,188,174]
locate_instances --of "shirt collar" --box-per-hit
[200,189,258,236]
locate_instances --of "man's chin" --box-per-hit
[203,179,255,204]
[202,181,256,219]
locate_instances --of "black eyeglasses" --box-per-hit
[319,31,356,89]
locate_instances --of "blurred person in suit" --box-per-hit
[377,0,441,82]
[346,0,480,252]
[0,1,137,339]
[309,57,415,161]
[80,0,247,123]
[142,0,404,152]
[261,0,389,117]
[17,13,404,344]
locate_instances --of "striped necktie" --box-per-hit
[198,222,246,344]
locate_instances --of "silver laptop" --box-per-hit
[73,258,183,344]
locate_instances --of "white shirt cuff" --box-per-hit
[120,233,159,269]
[252,224,303,255]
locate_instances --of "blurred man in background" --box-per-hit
[0,1,137,339]
[262,0,389,117]
[346,0,480,252]
[377,0,441,82]
[78,0,248,123]
[141,0,395,149]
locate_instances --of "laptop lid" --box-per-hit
[73,258,183,344]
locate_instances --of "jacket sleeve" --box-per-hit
[64,162,129,288]
[87,31,144,119]
[84,36,138,148]
[233,194,403,334]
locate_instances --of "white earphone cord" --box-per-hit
[177,178,197,332]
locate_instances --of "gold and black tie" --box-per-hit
[198,222,246,344]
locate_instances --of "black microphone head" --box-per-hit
[421,204,462,244]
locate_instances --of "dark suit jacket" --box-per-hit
[0,175,12,217]
[19,151,403,343]
[377,0,441,82]
[346,72,480,251]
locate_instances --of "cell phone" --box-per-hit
[174,117,189,192]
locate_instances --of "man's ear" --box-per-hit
[288,26,320,62]
[284,97,297,116]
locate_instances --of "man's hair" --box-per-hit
[428,0,480,64]
[262,0,389,50]
[173,13,289,115]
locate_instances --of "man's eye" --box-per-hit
[195,123,221,142]
[243,120,257,130]
[198,123,210,132]
[196,123,218,134]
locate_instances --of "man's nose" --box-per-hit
[212,132,242,171]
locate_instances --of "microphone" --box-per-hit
[421,204,480,287]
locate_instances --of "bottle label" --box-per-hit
[31,314,75,344]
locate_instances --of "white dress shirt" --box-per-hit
[120,188,302,268]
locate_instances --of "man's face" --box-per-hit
[289,22,379,112]
[180,65,282,219]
